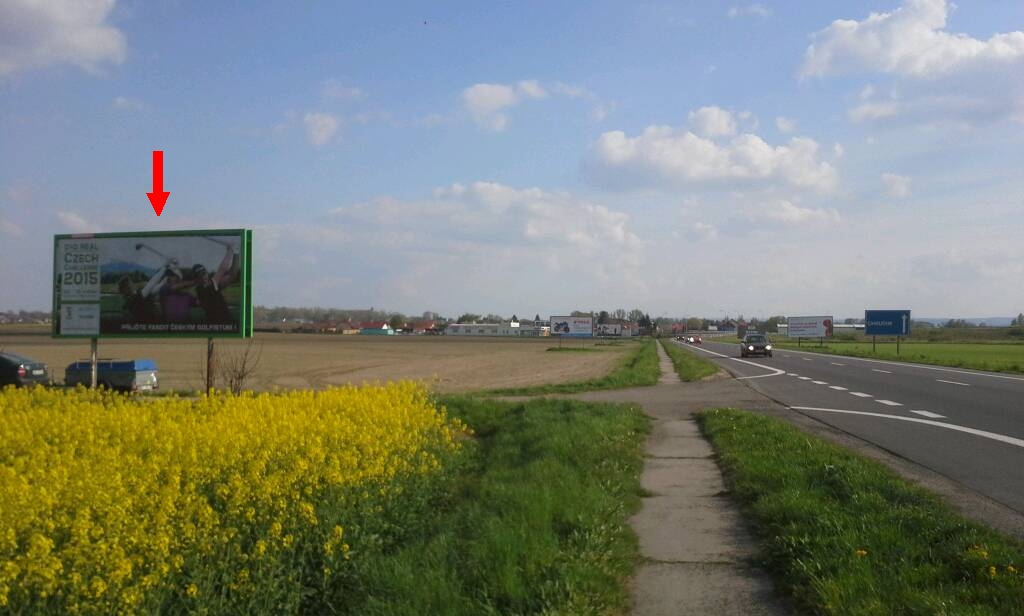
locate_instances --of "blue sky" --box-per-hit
[2,0,1023,320]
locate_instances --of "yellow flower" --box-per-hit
[185,583,198,597]
[855,549,867,557]
[1007,565,1017,574]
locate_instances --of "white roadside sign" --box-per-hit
[787,315,834,338]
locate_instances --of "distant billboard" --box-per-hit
[595,323,621,336]
[53,229,253,338]
[549,315,593,337]
[787,316,834,338]
[864,310,911,336]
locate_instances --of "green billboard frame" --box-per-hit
[52,229,253,339]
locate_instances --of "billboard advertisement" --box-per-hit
[549,315,593,337]
[53,229,253,338]
[595,323,622,336]
[787,316,834,338]
[864,310,911,336]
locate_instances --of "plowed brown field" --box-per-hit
[0,327,631,393]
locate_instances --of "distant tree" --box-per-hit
[570,310,592,317]
[598,310,610,324]
[765,316,785,333]
[511,314,519,323]
[457,313,481,324]
[482,313,505,323]
[1013,313,1024,326]
[686,317,702,330]
[534,313,541,323]
[389,314,407,331]
[627,308,645,323]
[612,308,626,321]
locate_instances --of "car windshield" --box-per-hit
[746,335,766,343]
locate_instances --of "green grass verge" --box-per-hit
[771,340,1024,374]
[698,408,1024,615]
[659,338,720,381]
[336,396,647,615]
[487,338,660,395]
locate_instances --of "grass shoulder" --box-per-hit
[771,339,1024,374]
[487,338,660,395]
[346,395,648,614]
[659,338,720,381]
[698,408,1024,614]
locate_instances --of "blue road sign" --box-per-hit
[864,310,911,336]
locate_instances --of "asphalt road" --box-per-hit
[677,337,1024,514]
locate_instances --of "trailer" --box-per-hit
[65,359,159,392]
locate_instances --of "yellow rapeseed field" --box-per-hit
[0,383,465,614]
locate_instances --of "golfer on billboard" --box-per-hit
[190,241,239,323]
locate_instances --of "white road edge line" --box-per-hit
[685,343,786,379]
[849,392,872,398]
[936,379,970,386]
[758,346,1024,383]
[876,399,902,406]
[792,406,1024,449]
[911,410,946,419]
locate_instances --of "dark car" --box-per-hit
[0,352,50,387]
[739,333,773,358]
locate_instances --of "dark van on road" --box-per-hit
[740,333,773,358]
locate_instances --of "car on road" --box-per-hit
[0,352,50,387]
[689,335,702,344]
[740,333,772,358]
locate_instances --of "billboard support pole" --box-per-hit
[90,338,98,389]
[873,336,876,354]
[897,336,901,356]
[206,337,215,392]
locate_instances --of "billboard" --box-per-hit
[549,315,593,337]
[864,310,911,336]
[787,316,834,338]
[53,229,253,338]
[595,323,622,336]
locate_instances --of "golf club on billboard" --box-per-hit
[53,229,253,338]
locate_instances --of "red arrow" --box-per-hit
[146,150,170,216]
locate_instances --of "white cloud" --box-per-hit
[800,0,1024,79]
[0,219,25,237]
[0,0,126,76]
[462,80,607,131]
[57,211,100,233]
[303,112,340,146]
[691,222,719,241]
[113,96,143,111]
[462,83,521,131]
[744,200,841,226]
[833,142,845,158]
[881,173,911,197]
[688,106,738,138]
[848,101,900,122]
[322,79,363,100]
[591,119,839,193]
[727,4,771,18]
[516,80,547,100]
[775,116,796,133]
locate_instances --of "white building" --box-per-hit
[445,320,547,337]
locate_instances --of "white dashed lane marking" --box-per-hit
[831,362,846,366]
[829,386,848,391]
[850,392,873,398]
[876,399,902,406]
[936,379,970,386]
[872,369,892,374]
[798,376,812,380]
[812,380,828,385]
[802,357,813,361]
[911,410,946,419]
